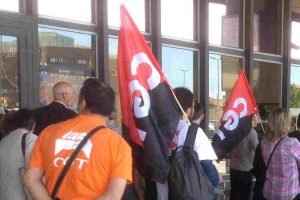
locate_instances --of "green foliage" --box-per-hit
[291,84,300,108]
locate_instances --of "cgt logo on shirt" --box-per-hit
[53,131,93,170]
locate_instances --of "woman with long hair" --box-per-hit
[261,107,300,200]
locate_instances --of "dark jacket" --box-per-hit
[289,130,300,142]
[33,101,77,136]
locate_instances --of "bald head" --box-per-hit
[53,82,76,108]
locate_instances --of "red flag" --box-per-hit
[118,4,181,182]
[212,70,258,160]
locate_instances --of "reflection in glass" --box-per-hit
[209,54,241,132]
[38,27,96,107]
[161,0,193,40]
[292,21,300,59]
[0,0,18,12]
[38,0,91,22]
[209,0,243,48]
[290,65,300,130]
[253,0,282,54]
[108,0,145,32]
[0,35,19,110]
[108,37,122,127]
[162,46,194,91]
[252,61,281,107]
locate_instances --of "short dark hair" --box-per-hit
[174,87,194,112]
[193,102,204,121]
[2,109,35,133]
[79,78,115,116]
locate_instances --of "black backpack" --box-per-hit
[168,123,214,200]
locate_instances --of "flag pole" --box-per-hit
[169,87,191,124]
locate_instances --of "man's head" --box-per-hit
[192,102,204,125]
[78,78,115,117]
[174,87,194,121]
[53,82,76,108]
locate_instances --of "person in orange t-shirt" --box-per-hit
[24,78,132,200]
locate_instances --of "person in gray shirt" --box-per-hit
[0,109,37,200]
[229,114,259,200]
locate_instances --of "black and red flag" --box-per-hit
[212,70,258,160]
[118,5,181,182]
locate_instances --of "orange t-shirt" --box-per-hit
[29,114,132,200]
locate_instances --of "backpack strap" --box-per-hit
[21,133,28,158]
[184,123,199,148]
[265,137,284,170]
[51,125,106,199]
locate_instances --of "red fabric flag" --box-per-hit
[118,4,181,182]
[212,70,258,160]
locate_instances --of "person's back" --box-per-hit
[156,87,219,200]
[261,137,300,199]
[33,81,77,136]
[230,128,258,171]
[0,109,36,200]
[30,115,131,199]
[25,78,132,200]
[261,107,300,200]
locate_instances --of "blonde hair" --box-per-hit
[266,107,291,140]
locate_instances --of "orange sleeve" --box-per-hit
[29,135,45,170]
[110,138,133,184]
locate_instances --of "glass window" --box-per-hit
[253,61,281,109]
[162,46,195,92]
[292,21,300,59]
[38,0,91,23]
[108,37,122,127]
[161,0,193,40]
[38,27,96,107]
[209,0,243,48]
[290,65,300,130]
[253,0,282,54]
[209,54,241,132]
[0,0,18,12]
[0,35,19,110]
[108,0,145,32]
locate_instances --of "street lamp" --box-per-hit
[180,69,189,87]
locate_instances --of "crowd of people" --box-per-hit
[0,78,300,200]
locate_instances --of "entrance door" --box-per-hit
[0,27,29,111]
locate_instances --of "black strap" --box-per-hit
[265,137,284,170]
[51,126,106,199]
[21,133,28,157]
[184,123,199,148]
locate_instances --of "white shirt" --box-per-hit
[173,120,217,161]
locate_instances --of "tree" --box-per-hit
[290,84,300,108]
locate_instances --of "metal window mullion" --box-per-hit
[282,0,292,109]
[150,0,162,66]
[244,0,253,86]
[199,0,209,132]
[95,0,108,81]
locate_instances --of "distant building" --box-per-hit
[39,32,74,48]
